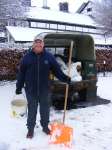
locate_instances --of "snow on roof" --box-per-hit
[6,26,56,42]
[27,7,97,27]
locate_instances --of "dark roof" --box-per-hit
[76,1,90,14]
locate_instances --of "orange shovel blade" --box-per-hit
[49,122,73,147]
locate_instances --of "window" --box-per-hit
[38,22,46,28]
[31,22,38,28]
[75,26,83,32]
[87,8,92,12]
[50,24,57,29]
[83,27,89,32]
[66,25,73,31]
[58,24,65,30]
[59,2,69,12]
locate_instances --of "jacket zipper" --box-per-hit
[37,55,40,97]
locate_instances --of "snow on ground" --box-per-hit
[0,74,112,150]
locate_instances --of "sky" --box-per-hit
[31,0,88,13]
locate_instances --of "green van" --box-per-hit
[42,32,97,109]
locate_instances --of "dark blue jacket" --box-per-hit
[16,49,69,97]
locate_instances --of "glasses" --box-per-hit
[34,40,43,43]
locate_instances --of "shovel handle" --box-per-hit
[63,41,74,124]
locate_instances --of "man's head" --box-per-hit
[32,34,44,54]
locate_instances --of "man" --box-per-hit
[16,34,71,139]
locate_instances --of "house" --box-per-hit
[0,0,111,48]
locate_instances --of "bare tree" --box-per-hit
[0,0,28,28]
[0,0,26,19]
[93,0,112,35]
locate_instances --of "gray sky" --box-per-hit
[31,0,88,13]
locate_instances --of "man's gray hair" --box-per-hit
[33,33,48,41]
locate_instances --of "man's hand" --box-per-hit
[15,89,22,95]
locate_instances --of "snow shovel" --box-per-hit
[50,41,74,147]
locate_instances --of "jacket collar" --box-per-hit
[31,48,45,56]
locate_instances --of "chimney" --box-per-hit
[42,0,50,9]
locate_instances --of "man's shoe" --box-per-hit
[26,130,34,139]
[43,127,51,135]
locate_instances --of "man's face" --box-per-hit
[32,39,44,54]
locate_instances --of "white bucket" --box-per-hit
[11,99,27,118]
